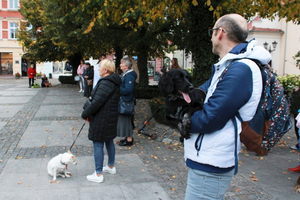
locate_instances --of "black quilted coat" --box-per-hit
[81,73,122,142]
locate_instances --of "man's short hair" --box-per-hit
[216,15,248,43]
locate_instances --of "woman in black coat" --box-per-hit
[82,63,94,98]
[81,59,121,183]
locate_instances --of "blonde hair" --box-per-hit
[99,59,115,74]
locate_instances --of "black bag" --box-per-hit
[83,98,92,110]
[118,97,134,115]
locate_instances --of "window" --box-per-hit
[9,0,19,9]
[10,23,18,39]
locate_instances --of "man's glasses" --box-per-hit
[208,27,226,37]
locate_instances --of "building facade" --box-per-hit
[0,0,23,76]
[248,16,300,76]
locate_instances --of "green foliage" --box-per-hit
[186,67,193,76]
[277,74,300,95]
[58,76,77,84]
[149,97,168,125]
[31,83,40,88]
[293,51,300,68]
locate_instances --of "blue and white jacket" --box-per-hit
[184,39,271,172]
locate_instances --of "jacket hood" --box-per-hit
[102,73,122,86]
[215,39,271,66]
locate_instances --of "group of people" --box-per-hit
[78,13,298,199]
[27,64,51,88]
[81,56,138,183]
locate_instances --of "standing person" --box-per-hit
[83,63,94,98]
[81,59,121,183]
[93,54,106,88]
[170,58,181,69]
[27,64,36,88]
[117,57,137,146]
[183,13,271,199]
[77,59,86,92]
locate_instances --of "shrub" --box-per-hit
[58,75,77,84]
[135,85,161,99]
[149,96,168,125]
[277,74,300,96]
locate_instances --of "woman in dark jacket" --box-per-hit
[117,57,137,146]
[82,63,94,98]
[81,59,121,183]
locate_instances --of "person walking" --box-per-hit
[27,64,36,88]
[93,54,106,89]
[82,63,94,98]
[117,57,137,146]
[77,59,86,92]
[81,59,121,183]
[183,13,271,199]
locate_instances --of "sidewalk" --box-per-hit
[0,76,299,199]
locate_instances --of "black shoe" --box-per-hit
[120,137,127,143]
[119,138,134,146]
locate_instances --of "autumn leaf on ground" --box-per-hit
[42,145,46,148]
[235,189,240,192]
[17,156,23,159]
[245,154,249,157]
[251,172,255,174]
[50,181,55,183]
[282,171,287,174]
[17,182,22,184]
[238,161,242,164]
[172,175,176,178]
[171,188,175,191]
[251,178,258,181]
[45,129,49,131]
[250,175,256,178]
[173,143,179,146]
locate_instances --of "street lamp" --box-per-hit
[263,41,277,53]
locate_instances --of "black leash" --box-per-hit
[69,122,86,151]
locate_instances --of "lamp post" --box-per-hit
[263,41,277,53]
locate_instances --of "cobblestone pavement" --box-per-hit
[0,76,300,199]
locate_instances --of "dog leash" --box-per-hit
[69,122,86,151]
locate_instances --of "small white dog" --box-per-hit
[47,150,77,181]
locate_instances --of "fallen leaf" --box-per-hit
[56,181,62,184]
[251,178,258,181]
[282,172,287,174]
[172,175,176,178]
[17,182,22,184]
[171,188,175,191]
[250,175,256,178]
[251,172,255,174]
[245,154,249,157]
[235,189,240,192]
[17,156,23,159]
[173,143,179,146]
[50,181,55,183]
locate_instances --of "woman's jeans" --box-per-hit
[185,167,234,200]
[93,140,115,174]
[79,75,84,90]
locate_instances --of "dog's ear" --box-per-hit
[158,72,173,96]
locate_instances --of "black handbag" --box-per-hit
[118,97,135,115]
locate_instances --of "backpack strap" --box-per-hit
[232,116,239,175]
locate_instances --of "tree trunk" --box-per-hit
[69,53,82,77]
[136,28,149,88]
[114,45,123,71]
[190,1,218,87]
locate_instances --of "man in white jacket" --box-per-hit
[93,54,106,88]
[184,13,271,199]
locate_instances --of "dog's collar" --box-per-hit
[60,160,68,169]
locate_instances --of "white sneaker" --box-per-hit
[103,165,116,174]
[86,171,103,183]
[79,89,82,92]
[290,145,298,150]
